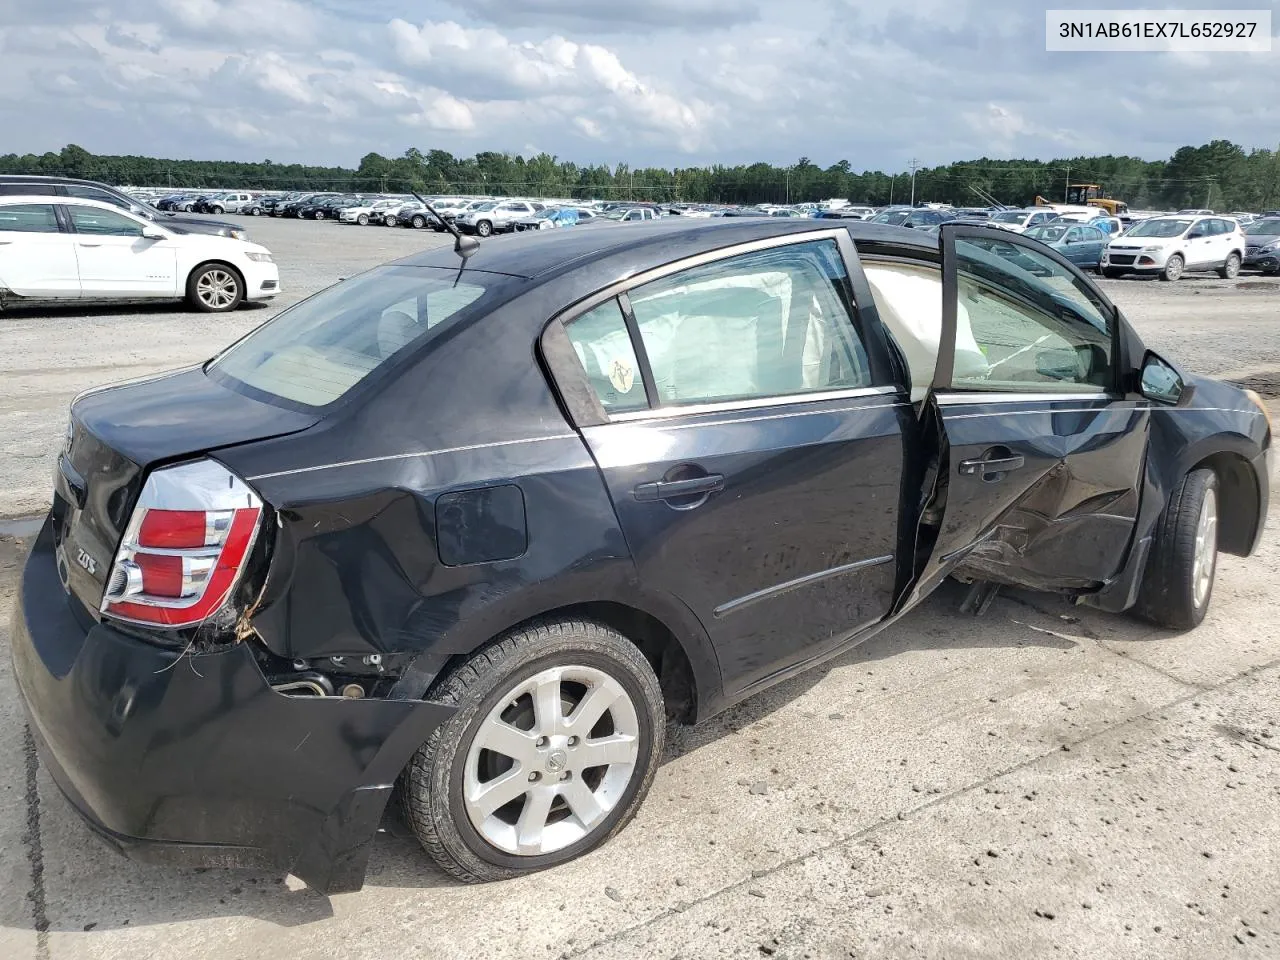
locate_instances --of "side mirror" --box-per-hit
[141,227,165,240]
[1186,230,1204,240]
[1140,351,1189,405]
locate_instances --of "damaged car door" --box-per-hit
[904,224,1149,605]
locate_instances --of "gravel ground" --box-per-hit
[2,218,1279,960]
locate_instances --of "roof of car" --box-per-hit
[393,218,936,281]
[0,194,134,211]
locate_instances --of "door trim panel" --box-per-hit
[713,553,894,618]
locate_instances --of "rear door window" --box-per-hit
[625,238,872,406]
[0,203,61,233]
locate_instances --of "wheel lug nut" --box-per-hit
[560,771,572,781]
[536,736,548,748]
[529,771,540,782]
[567,736,578,747]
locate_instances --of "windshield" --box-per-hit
[990,211,1030,224]
[1024,224,1069,242]
[1126,218,1193,238]
[870,210,910,226]
[1245,219,1280,236]
[471,201,497,212]
[209,266,490,409]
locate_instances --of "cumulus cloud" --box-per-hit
[0,0,1275,171]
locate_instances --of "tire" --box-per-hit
[384,216,397,228]
[1160,254,1184,281]
[1133,468,1219,630]
[209,206,224,215]
[357,214,369,226]
[186,263,244,313]
[313,210,325,220]
[403,618,665,883]
[1217,253,1241,279]
[411,214,427,229]
[476,220,493,238]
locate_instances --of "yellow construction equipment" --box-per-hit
[1035,184,1128,216]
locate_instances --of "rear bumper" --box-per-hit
[11,518,454,893]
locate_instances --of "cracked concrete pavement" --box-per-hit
[2,218,1279,959]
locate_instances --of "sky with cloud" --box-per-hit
[1,0,1277,172]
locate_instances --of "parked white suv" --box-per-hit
[204,193,258,215]
[456,200,544,236]
[1101,215,1245,281]
[0,196,279,312]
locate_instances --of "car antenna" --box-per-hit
[410,189,480,262]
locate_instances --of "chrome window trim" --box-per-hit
[608,385,901,423]
[937,391,1119,405]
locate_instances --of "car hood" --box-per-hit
[153,212,243,237]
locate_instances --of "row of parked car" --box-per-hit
[134,186,1280,282]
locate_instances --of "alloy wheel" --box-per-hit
[196,269,239,310]
[462,664,640,856]
[1191,487,1217,609]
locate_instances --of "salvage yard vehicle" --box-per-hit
[12,218,1272,896]
[0,196,279,312]
[1101,214,1246,280]
[1243,218,1280,274]
[0,175,247,239]
[456,199,545,236]
[1022,221,1109,270]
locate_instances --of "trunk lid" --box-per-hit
[54,366,316,617]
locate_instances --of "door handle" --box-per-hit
[958,455,1025,479]
[633,474,725,502]
[78,242,103,248]
[0,239,12,245]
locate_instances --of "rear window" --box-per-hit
[209,266,489,409]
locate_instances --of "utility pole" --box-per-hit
[786,167,791,205]
[889,173,894,206]
[908,159,921,207]
[1064,165,1070,202]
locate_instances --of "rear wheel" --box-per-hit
[186,263,243,313]
[411,214,427,229]
[384,215,397,227]
[1160,254,1184,281]
[1217,253,1241,279]
[403,618,664,883]
[1134,468,1219,630]
[313,210,325,220]
[209,206,224,215]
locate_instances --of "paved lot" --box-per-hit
[2,218,1279,959]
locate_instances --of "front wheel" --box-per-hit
[1160,254,1184,281]
[403,618,664,883]
[1134,468,1219,630]
[384,215,397,227]
[357,213,369,226]
[411,214,427,229]
[1217,253,1241,279]
[313,210,325,220]
[209,206,224,215]
[186,263,243,313]
[475,220,493,237]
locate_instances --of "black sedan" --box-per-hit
[12,219,1273,894]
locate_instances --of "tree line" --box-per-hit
[3,140,1280,211]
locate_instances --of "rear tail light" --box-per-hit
[101,459,263,628]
